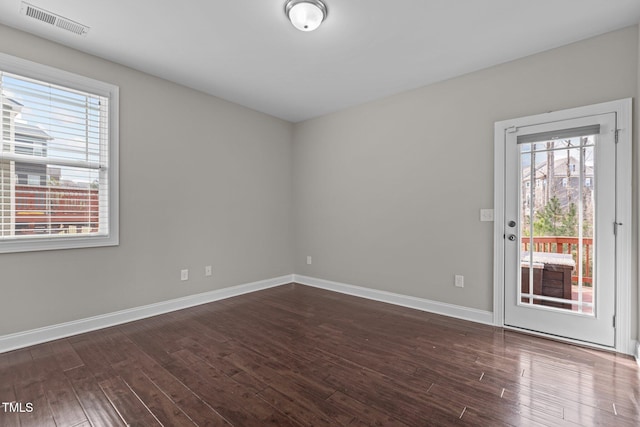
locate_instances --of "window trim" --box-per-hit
[0,52,119,253]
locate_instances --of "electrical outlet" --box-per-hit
[306,256,312,265]
[181,269,189,281]
[205,265,212,276]
[455,275,464,288]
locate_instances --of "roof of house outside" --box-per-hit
[522,156,594,181]
[14,122,52,141]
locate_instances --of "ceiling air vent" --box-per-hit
[20,2,89,36]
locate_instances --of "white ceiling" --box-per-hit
[1,0,639,122]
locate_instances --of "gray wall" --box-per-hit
[0,24,294,335]
[1,23,639,343]
[293,26,638,317]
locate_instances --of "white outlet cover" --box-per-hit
[181,269,189,281]
[306,256,312,265]
[205,266,212,276]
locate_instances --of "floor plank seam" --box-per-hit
[119,374,164,426]
[97,380,133,426]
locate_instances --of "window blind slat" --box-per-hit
[0,151,103,169]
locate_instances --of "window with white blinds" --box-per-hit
[0,53,118,253]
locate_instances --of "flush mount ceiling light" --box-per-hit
[285,0,327,32]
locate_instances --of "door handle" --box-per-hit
[508,234,516,241]
[508,220,516,227]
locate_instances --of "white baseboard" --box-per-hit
[294,274,494,325]
[0,274,294,353]
[4,273,630,357]
[635,341,640,365]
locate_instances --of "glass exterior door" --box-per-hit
[504,114,616,347]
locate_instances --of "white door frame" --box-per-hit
[493,98,633,355]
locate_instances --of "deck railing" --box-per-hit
[521,236,592,285]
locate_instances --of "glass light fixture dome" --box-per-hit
[285,0,327,32]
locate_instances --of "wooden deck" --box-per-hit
[0,283,638,426]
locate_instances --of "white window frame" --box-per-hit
[0,52,118,253]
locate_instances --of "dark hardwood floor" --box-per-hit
[1,283,639,426]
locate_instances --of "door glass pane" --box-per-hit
[519,134,595,315]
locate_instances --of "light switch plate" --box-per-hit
[480,209,494,222]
